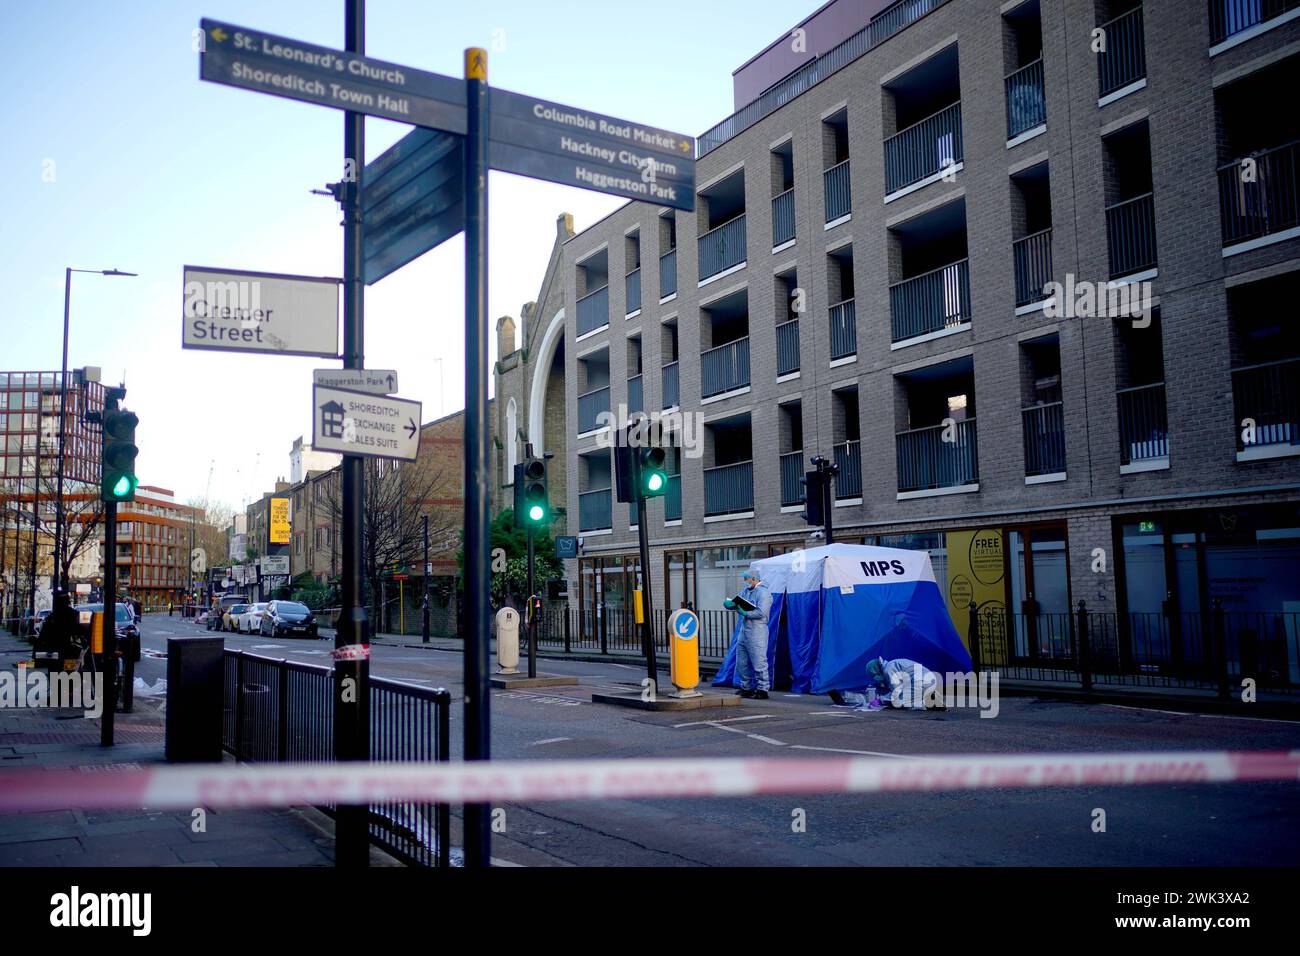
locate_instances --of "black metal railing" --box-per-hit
[1105,193,1157,278]
[704,460,754,516]
[627,374,643,414]
[701,336,751,398]
[772,188,795,246]
[696,0,952,156]
[890,259,970,342]
[1013,228,1053,307]
[776,318,800,375]
[1097,6,1146,98]
[576,284,609,336]
[896,418,978,492]
[659,249,677,298]
[1209,0,1299,45]
[1022,401,1066,476]
[824,159,852,222]
[223,650,452,868]
[579,488,612,531]
[1218,140,1300,246]
[1232,358,1300,451]
[1117,382,1168,464]
[625,268,641,314]
[664,474,682,521]
[577,385,610,434]
[829,298,857,360]
[780,450,804,506]
[1005,58,1046,139]
[661,361,679,408]
[698,215,747,281]
[834,440,863,498]
[884,101,963,194]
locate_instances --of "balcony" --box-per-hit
[576,285,609,336]
[701,337,751,399]
[1005,59,1046,140]
[896,419,978,493]
[704,460,754,516]
[834,440,863,498]
[890,259,970,343]
[1117,383,1168,465]
[1209,0,1299,46]
[661,361,679,408]
[664,474,682,521]
[1022,402,1066,476]
[829,299,857,360]
[1097,6,1146,99]
[578,488,612,532]
[824,160,852,222]
[1218,140,1300,247]
[1013,228,1054,307]
[772,189,795,246]
[625,269,641,315]
[698,215,747,282]
[659,249,677,298]
[627,374,643,415]
[884,102,963,195]
[577,386,610,434]
[776,319,800,375]
[1105,193,1157,278]
[780,451,804,506]
[1233,358,1300,455]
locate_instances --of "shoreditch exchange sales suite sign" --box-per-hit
[182,266,341,358]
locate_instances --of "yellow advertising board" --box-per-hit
[270,498,291,545]
[944,528,1007,648]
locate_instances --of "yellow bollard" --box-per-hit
[667,608,702,698]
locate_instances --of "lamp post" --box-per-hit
[54,268,136,593]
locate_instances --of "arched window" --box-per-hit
[506,398,518,479]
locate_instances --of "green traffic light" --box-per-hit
[645,472,665,493]
[112,475,134,498]
[528,504,545,522]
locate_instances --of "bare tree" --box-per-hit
[184,496,234,573]
[30,471,102,590]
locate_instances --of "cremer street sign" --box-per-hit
[182,265,340,357]
[312,383,422,462]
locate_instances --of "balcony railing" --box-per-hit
[665,474,682,521]
[696,0,952,157]
[1117,383,1168,464]
[1232,358,1300,452]
[1005,58,1046,139]
[824,159,852,222]
[1218,140,1300,246]
[698,215,747,281]
[780,451,804,506]
[1105,193,1157,278]
[1209,0,1298,45]
[659,249,677,298]
[829,298,857,360]
[1013,228,1054,307]
[896,418,978,493]
[1022,402,1066,477]
[772,189,795,246]
[577,385,610,434]
[661,361,679,408]
[890,259,970,342]
[576,284,609,336]
[701,337,751,398]
[578,488,612,531]
[627,374,643,415]
[1097,6,1146,97]
[884,101,963,195]
[704,460,754,516]
[776,318,800,375]
[625,268,641,314]
[834,440,863,498]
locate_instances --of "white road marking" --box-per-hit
[531,737,572,746]
[1102,703,1300,725]
[673,714,775,728]
[789,744,917,759]
[252,644,284,650]
[700,722,787,746]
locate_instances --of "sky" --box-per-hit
[0,0,808,515]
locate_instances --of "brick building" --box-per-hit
[115,485,200,610]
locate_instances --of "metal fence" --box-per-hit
[661,361,679,409]
[1218,139,1300,246]
[1097,6,1146,98]
[665,474,682,521]
[625,269,641,315]
[824,159,852,222]
[698,215,747,281]
[1022,402,1066,477]
[890,259,970,342]
[1209,0,1298,45]
[1117,382,1167,464]
[701,337,750,398]
[1232,358,1300,451]
[223,650,452,867]
[780,450,804,507]
[659,249,677,299]
[834,440,863,498]
[577,385,610,434]
[627,374,643,415]
[1013,228,1053,307]
[776,318,800,375]
[1005,58,1045,139]
[829,298,857,359]
[1105,192,1157,278]
[896,418,978,493]
[772,189,795,246]
[884,101,963,195]
[579,488,612,532]
[576,284,609,335]
[703,460,754,516]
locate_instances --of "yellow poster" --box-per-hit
[270,498,291,545]
[945,528,1006,648]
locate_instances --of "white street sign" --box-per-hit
[260,555,290,576]
[312,384,422,462]
[313,368,399,395]
[183,265,340,358]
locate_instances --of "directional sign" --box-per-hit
[554,535,579,559]
[314,368,398,395]
[183,266,340,357]
[312,384,422,462]
[668,608,700,641]
[260,555,290,576]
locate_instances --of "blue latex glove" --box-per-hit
[723,599,736,610]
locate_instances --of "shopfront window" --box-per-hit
[695,546,758,611]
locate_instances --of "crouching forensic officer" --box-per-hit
[725,566,773,699]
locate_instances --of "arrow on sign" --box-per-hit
[406,419,418,440]
[387,374,395,390]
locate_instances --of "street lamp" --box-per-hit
[54,267,137,593]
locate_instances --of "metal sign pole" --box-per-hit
[422,514,430,644]
[526,524,536,679]
[100,499,116,748]
[637,494,656,687]
[462,45,492,869]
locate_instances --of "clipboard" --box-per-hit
[729,593,757,613]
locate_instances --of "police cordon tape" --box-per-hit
[0,750,1297,813]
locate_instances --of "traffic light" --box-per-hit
[635,445,668,499]
[101,405,139,503]
[616,420,669,502]
[799,468,826,527]
[513,455,550,527]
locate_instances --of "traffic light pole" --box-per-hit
[526,524,536,679]
[100,501,117,747]
[421,514,430,644]
[822,458,835,546]
[636,492,656,688]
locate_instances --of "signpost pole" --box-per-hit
[334,0,371,869]
[462,46,492,870]
[422,514,430,644]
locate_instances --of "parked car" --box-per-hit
[73,603,142,660]
[223,604,248,632]
[260,600,318,638]
[234,602,268,634]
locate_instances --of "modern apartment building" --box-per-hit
[495,0,1300,670]
[114,485,200,609]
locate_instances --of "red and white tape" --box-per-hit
[0,750,1296,814]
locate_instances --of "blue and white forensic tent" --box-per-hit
[713,543,972,693]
